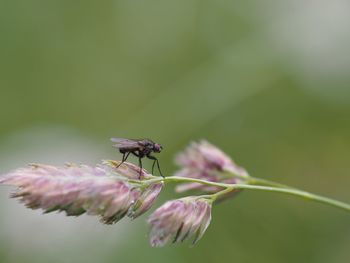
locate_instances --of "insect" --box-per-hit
[111,138,164,178]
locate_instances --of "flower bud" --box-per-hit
[0,161,163,224]
[104,160,164,218]
[148,197,212,247]
[128,182,163,219]
[103,160,149,180]
[175,140,248,193]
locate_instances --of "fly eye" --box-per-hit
[154,144,162,152]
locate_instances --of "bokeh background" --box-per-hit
[1,1,350,262]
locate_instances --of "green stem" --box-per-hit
[231,184,350,212]
[247,177,294,189]
[222,169,294,189]
[145,176,350,213]
[208,187,235,201]
[146,176,230,188]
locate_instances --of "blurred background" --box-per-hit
[0,0,350,262]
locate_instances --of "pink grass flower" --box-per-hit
[102,160,149,180]
[148,197,212,247]
[0,161,163,224]
[128,182,163,219]
[175,140,248,193]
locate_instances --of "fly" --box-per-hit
[111,138,164,178]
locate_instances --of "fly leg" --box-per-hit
[116,153,125,168]
[116,152,130,168]
[147,154,164,178]
[131,151,143,179]
[151,159,156,174]
[139,157,142,178]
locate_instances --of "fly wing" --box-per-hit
[111,138,141,150]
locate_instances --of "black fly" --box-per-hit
[111,138,164,178]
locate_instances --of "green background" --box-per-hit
[0,1,349,262]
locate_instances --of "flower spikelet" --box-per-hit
[148,197,212,247]
[0,162,162,223]
[175,140,248,193]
